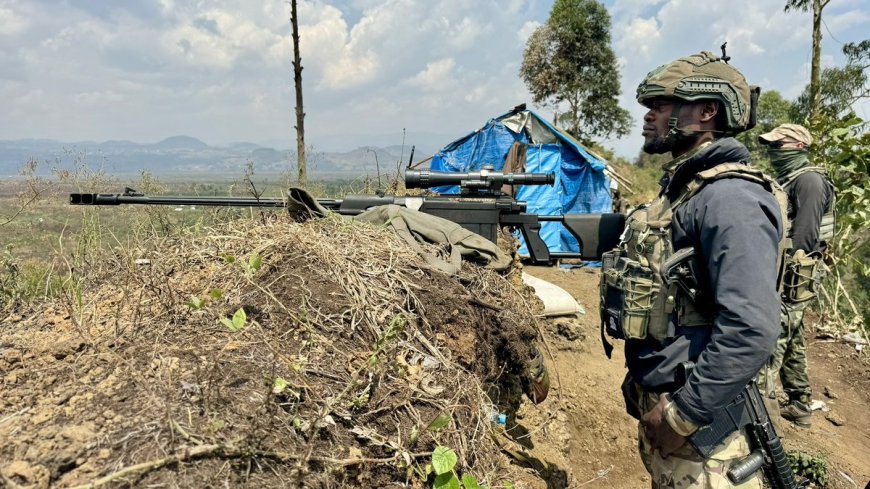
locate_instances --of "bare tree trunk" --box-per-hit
[809,0,829,118]
[291,0,306,187]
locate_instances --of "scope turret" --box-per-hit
[405,168,554,193]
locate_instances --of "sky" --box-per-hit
[1,0,867,160]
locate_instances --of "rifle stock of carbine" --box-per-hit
[676,362,806,489]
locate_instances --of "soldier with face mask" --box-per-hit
[757,124,835,428]
[600,51,786,488]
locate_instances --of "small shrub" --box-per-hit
[788,450,828,487]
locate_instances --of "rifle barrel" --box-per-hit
[70,193,288,208]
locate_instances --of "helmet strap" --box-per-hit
[665,101,729,144]
[664,102,688,146]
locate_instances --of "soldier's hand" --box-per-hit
[641,395,686,458]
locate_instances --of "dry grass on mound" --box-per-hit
[0,214,544,488]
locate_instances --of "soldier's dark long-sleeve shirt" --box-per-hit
[787,171,834,253]
[624,138,782,426]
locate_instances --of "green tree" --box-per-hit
[809,111,870,331]
[806,44,870,332]
[519,0,631,143]
[789,41,868,123]
[791,65,869,122]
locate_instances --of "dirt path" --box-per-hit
[516,265,870,489]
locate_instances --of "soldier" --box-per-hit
[757,123,835,427]
[599,52,785,488]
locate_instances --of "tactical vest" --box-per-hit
[600,163,788,343]
[778,166,835,303]
[779,166,835,243]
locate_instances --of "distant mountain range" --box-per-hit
[0,136,440,177]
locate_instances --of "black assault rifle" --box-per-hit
[677,362,807,489]
[69,168,625,264]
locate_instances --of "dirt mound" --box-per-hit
[0,215,544,488]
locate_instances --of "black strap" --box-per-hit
[601,319,614,359]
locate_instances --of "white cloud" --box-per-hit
[446,16,488,51]
[610,0,667,16]
[405,58,456,91]
[321,48,380,89]
[517,20,540,44]
[73,90,126,106]
[615,17,660,62]
[0,5,28,36]
[1,0,866,159]
[824,8,870,33]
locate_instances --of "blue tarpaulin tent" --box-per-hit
[428,107,612,256]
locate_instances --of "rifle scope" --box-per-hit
[405,169,554,191]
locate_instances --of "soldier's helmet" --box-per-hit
[636,51,756,134]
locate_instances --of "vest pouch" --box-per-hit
[783,250,821,303]
[601,250,659,340]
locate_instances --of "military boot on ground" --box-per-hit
[780,397,812,427]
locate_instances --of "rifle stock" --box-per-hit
[677,362,807,489]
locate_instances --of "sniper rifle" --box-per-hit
[69,167,624,265]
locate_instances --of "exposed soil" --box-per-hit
[513,264,870,489]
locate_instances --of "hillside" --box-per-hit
[0,139,439,177]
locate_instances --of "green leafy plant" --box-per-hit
[809,111,870,332]
[426,413,451,433]
[432,446,460,489]
[271,377,301,400]
[367,314,407,367]
[207,416,226,434]
[788,450,828,487]
[410,412,452,446]
[187,295,207,311]
[220,308,247,332]
[460,475,484,489]
[243,253,262,276]
[272,377,290,394]
[430,446,488,489]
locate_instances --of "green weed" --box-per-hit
[788,450,828,487]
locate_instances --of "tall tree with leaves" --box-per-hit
[791,40,869,121]
[520,0,631,142]
[784,0,831,118]
[291,0,307,187]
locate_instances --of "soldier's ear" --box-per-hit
[699,101,719,123]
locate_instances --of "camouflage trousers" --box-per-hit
[636,389,762,489]
[758,301,811,401]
